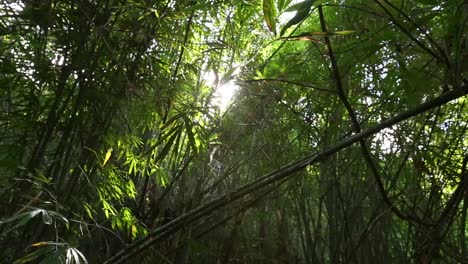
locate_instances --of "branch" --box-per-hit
[380,0,449,66]
[238,78,334,93]
[373,0,447,66]
[318,5,422,225]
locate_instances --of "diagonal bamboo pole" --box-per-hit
[104,84,468,264]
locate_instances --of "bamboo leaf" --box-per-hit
[155,127,180,163]
[0,209,43,235]
[277,0,293,12]
[13,248,53,264]
[280,0,316,36]
[41,210,53,225]
[263,0,277,35]
[48,210,69,226]
[0,209,40,224]
[72,247,88,264]
[102,148,113,167]
[67,248,81,264]
[184,117,198,154]
[131,224,138,238]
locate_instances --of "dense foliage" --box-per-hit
[0,0,467,263]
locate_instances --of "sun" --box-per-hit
[204,68,240,112]
[214,80,238,112]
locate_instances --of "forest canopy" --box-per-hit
[0,0,467,263]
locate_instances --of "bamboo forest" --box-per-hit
[1,0,468,263]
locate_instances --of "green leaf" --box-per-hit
[1,208,69,235]
[263,0,277,35]
[333,30,355,35]
[125,179,137,198]
[0,209,43,234]
[280,0,316,36]
[155,127,181,162]
[255,69,264,79]
[0,210,38,224]
[13,247,53,264]
[32,241,67,247]
[277,0,293,12]
[102,148,113,167]
[155,167,169,187]
[184,117,198,154]
[131,224,138,238]
[102,200,117,218]
[41,210,53,225]
[83,203,94,219]
[47,210,69,226]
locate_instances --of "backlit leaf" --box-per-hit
[102,148,113,167]
[280,0,316,36]
[263,0,277,35]
[131,224,138,238]
[277,0,293,12]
